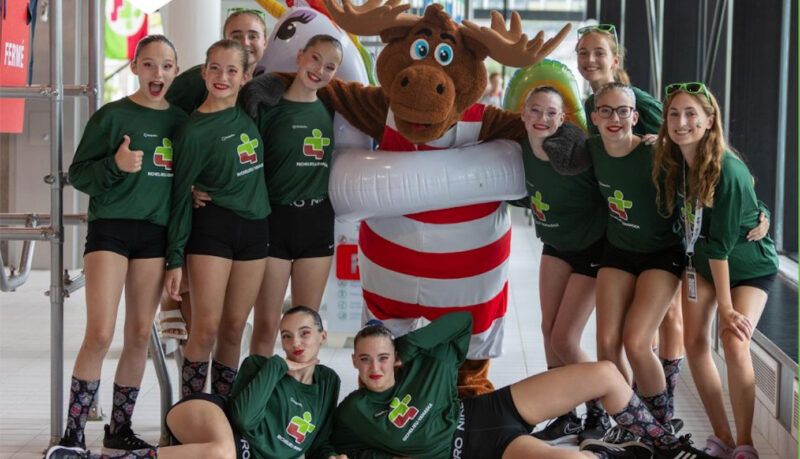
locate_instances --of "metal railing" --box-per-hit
[0,0,102,444]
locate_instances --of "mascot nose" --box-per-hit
[393,65,454,106]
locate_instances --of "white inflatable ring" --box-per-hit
[328,139,527,221]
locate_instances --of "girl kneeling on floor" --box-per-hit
[333,312,713,459]
[47,307,345,459]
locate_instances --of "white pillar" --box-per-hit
[161,0,222,69]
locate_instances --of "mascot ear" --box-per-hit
[380,26,413,43]
[462,34,490,61]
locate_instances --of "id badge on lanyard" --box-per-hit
[684,202,703,303]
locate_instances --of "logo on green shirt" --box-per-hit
[153,138,173,170]
[302,129,330,160]
[237,133,259,164]
[389,394,419,428]
[530,191,550,221]
[608,190,633,221]
[285,411,315,444]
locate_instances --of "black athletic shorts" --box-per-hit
[268,198,335,260]
[84,218,166,259]
[185,202,268,261]
[457,386,534,459]
[731,273,777,295]
[602,240,685,278]
[541,237,605,278]
[165,393,251,459]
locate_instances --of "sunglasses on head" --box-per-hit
[664,82,712,103]
[226,7,267,22]
[577,24,618,43]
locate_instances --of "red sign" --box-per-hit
[0,1,31,133]
[335,244,360,281]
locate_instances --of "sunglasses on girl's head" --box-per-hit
[664,82,712,103]
[226,7,267,22]
[577,24,618,42]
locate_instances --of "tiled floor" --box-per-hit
[0,208,790,458]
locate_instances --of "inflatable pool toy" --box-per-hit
[328,140,526,221]
[503,58,587,131]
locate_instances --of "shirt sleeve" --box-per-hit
[395,312,472,366]
[305,371,342,459]
[635,90,663,135]
[165,67,206,114]
[584,96,599,136]
[704,163,747,260]
[68,113,126,196]
[333,418,394,459]
[165,127,206,269]
[226,355,289,432]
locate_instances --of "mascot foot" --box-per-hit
[457,359,494,398]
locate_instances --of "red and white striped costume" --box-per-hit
[359,104,510,359]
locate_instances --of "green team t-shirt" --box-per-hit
[520,139,606,251]
[166,105,270,269]
[165,65,206,115]
[589,136,680,253]
[333,312,472,459]
[257,98,335,205]
[585,86,662,136]
[685,152,779,283]
[68,97,188,226]
[227,356,341,459]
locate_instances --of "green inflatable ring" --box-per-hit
[503,59,587,132]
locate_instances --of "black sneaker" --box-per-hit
[57,433,85,451]
[102,424,154,453]
[580,439,653,458]
[578,407,612,443]
[654,434,715,459]
[602,425,639,444]
[532,411,583,445]
[44,446,90,459]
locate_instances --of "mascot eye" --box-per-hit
[410,38,429,60]
[434,43,454,66]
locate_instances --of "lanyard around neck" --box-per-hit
[682,161,704,256]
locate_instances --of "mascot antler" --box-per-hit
[462,11,571,68]
[322,0,418,36]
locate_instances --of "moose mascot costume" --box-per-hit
[246,0,569,397]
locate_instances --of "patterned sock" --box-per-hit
[211,360,238,396]
[92,446,158,458]
[641,388,670,426]
[181,358,209,398]
[612,392,679,449]
[109,384,139,434]
[64,376,100,446]
[661,357,683,396]
[585,398,601,413]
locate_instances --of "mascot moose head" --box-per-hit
[323,0,570,143]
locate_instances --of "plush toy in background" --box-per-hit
[246,0,570,397]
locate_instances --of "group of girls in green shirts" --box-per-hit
[50,10,347,456]
[48,17,778,459]
[519,24,777,459]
